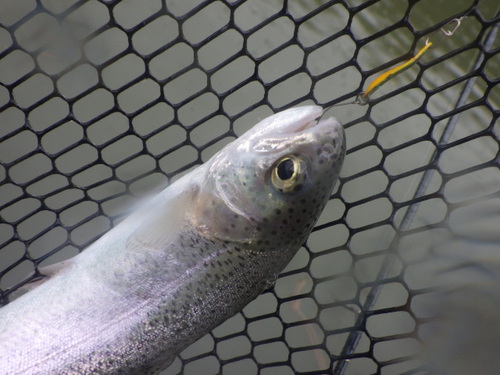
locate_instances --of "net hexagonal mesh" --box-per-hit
[0,0,499,374]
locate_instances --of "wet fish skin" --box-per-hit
[0,105,345,374]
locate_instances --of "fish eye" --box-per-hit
[277,158,295,180]
[272,155,306,193]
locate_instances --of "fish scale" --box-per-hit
[0,105,345,374]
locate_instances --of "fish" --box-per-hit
[0,105,346,375]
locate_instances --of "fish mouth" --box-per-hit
[245,105,343,155]
[293,109,343,138]
[289,106,343,136]
[293,118,319,133]
[285,105,324,134]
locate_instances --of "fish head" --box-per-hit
[193,105,345,252]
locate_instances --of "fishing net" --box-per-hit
[0,0,499,374]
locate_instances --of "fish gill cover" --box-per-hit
[0,0,499,374]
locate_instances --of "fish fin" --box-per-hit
[36,259,73,279]
[126,187,197,252]
[13,277,46,296]
[27,260,73,288]
[8,260,73,301]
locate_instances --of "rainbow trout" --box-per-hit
[0,106,345,374]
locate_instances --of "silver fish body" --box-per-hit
[0,106,345,374]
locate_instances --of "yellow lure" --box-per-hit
[361,41,433,101]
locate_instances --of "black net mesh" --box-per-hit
[0,0,499,374]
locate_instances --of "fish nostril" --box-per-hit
[317,143,336,164]
[322,143,335,156]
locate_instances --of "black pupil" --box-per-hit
[277,158,295,180]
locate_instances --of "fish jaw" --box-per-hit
[192,105,345,252]
[237,105,325,142]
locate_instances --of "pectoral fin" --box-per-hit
[8,259,73,301]
[126,187,198,252]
